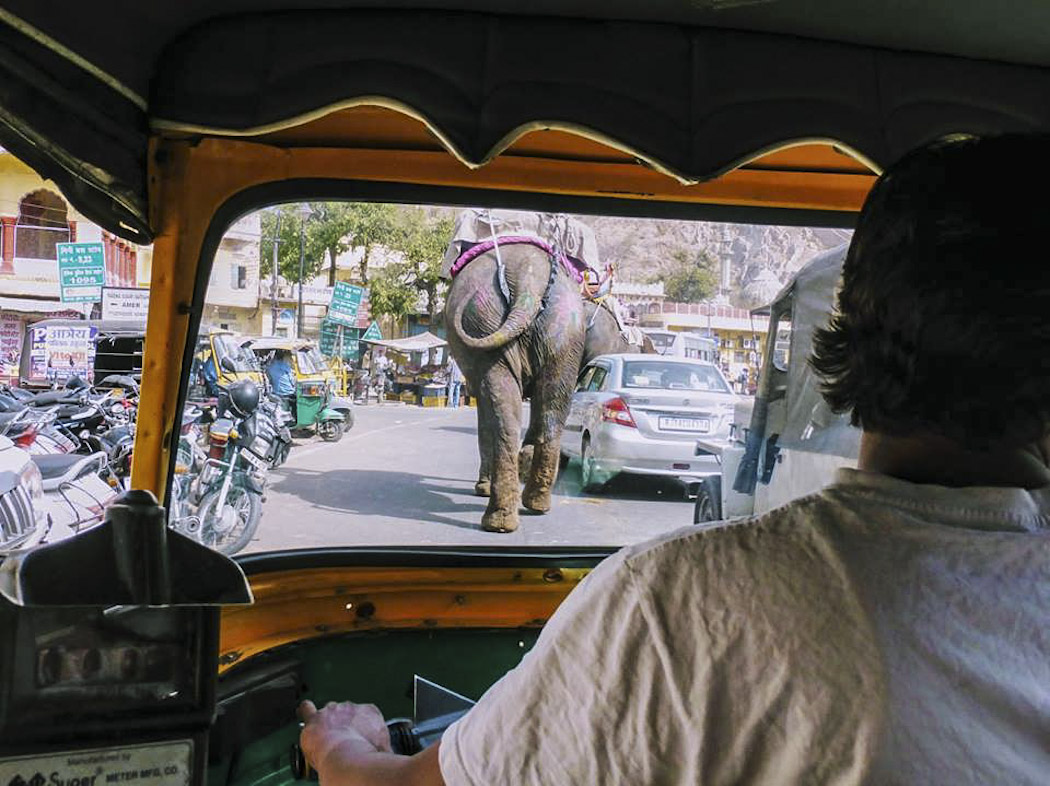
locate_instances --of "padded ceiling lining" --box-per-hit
[152,12,1050,184]
[1,7,1049,241]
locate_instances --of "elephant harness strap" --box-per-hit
[450,236,593,283]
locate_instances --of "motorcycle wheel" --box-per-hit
[319,420,343,442]
[195,485,261,555]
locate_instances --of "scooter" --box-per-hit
[30,451,119,541]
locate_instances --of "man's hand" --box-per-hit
[299,700,392,768]
[296,700,444,786]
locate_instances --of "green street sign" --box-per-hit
[362,321,383,341]
[57,242,105,303]
[327,282,365,327]
[320,320,360,360]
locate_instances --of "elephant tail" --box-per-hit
[451,283,544,352]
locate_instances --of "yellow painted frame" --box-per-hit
[218,566,587,672]
[131,131,874,497]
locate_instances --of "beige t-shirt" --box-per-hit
[439,469,1050,784]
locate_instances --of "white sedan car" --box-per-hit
[560,354,736,491]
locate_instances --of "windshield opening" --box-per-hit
[162,202,851,555]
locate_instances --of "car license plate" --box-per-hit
[659,416,710,432]
[241,449,266,470]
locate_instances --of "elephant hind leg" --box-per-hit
[522,441,559,513]
[518,443,534,484]
[480,367,523,533]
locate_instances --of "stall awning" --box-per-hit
[363,331,447,352]
[0,297,90,317]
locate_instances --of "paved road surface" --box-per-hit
[243,403,698,552]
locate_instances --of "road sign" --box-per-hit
[320,320,360,359]
[362,321,383,341]
[327,282,365,327]
[102,287,150,321]
[56,242,105,303]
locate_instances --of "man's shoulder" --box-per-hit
[617,492,850,599]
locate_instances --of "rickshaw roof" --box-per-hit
[4,2,1050,240]
[244,337,317,353]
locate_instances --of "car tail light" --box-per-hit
[601,397,636,428]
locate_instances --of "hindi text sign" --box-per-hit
[57,242,106,303]
[327,282,365,327]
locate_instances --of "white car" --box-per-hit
[560,354,737,491]
[0,435,48,551]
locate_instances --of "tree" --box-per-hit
[659,248,720,303]
[396,210,455,319]
[366,210,454,322]
[260,205,326,284]
[304,203,357,287]
[344,203,400,284]
[260,202,402,286]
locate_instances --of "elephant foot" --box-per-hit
[517,444,535,484]
[521,486,552,514]
[481,507,519,533]
[474,479,491,497]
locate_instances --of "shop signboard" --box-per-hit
[56,242,106,303]
[320,319,360,359]
[101,287,150,322]
[327,282,365,327]
[26,322,98,384]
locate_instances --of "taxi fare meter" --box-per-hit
[0,491,252,786]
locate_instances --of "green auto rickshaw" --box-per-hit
[245,337,353,441]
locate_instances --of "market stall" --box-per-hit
[361,331,449,405]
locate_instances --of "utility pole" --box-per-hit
[270,212,281,336]
[297,204,310,337]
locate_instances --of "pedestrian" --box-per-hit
[447,356,464,408]
[297,135,1050,785]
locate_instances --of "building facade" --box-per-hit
[639,301,770,381]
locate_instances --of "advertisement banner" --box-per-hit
[0,314,22,383]
[102,287,150,321]
[27,322,98,384]
[57,242,106,303]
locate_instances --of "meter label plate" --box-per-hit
[0,740,192,786]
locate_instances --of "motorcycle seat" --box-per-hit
[28,390,79,407]
[30,452,106,490]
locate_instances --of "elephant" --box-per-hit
[445,241,586,533]
[516,300,652,482]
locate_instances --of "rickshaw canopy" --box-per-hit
[4,1,1050,240]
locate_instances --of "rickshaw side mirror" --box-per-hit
[220,356,237,373]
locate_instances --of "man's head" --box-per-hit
[812,135,1050,449]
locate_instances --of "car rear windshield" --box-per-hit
[622,361,730,392]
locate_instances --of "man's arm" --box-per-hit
[298,700,444,786]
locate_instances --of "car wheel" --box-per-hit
[693,476,722,524]
[580,436,604,493]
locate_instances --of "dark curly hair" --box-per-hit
[811,134,1050,449]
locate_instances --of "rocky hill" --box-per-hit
[576,215,852,308]
[427,205,851,308]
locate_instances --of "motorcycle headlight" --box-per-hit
[301,383,323,397]
[18,461,46,526]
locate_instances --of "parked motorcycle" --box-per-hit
[187,380,267,554]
